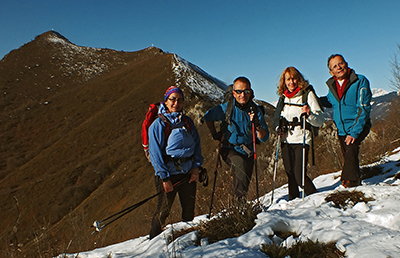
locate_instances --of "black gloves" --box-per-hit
[250,106,261,128]
[277,117,288,135]
[212,131,224,141]
[252,113,260,128]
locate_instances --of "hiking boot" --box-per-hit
[342,180,361,188]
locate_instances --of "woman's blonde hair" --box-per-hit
[277,66,309,96]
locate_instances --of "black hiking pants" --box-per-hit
[338,124,370,183]
[149,173,196,239]
[221,148,254,200]
[281,143,317,200]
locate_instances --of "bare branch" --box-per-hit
[389,44,400,91]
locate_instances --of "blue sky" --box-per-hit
[1,0,400,103]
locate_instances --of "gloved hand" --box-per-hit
[251,113,260,128]
[212,131,224,141]
[300,112,309,119]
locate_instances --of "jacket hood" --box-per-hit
[159,102,183,125]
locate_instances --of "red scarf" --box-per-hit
[334,69,351,99]
[284,87,301,98]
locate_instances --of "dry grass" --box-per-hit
[261,237,345,258]
[195,201,262,245]
[325,190,375,210]
[170,200,262,250]
[361,96,400,165]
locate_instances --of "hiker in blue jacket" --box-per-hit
[204,76,269,201]
[322,54,372,188]
[148,86,203,239]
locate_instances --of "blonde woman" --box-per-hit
[273,67,324,200]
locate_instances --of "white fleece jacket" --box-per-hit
[280,90,325,145]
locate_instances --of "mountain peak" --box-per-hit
[372,88,389,98]
[35,30,73,45]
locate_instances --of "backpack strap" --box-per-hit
[302,85,322,110]
[301,85,319,166]
[222,98,234,132]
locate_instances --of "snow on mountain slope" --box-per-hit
[172,55,226,102]
[371,88,389,98]
[45,31,128,82]
[370,90,398,121]
[58,148,400,258]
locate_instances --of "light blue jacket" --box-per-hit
[204,100,269,156]
[148,103,203,181]
[326,69,372,139]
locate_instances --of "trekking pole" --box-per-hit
[301,113,307,201]
[207,139,223,219]
[250,107,259,202]
[271,134,280,205]
[92,177,189,233]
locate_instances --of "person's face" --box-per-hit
[232,80,252,105]
[165,92,184,113]
[285,72,298,92]
[329,56,349,80]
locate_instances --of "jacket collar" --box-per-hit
[326,69,359,101]
[234,98,254,111]
[159,102,183,125]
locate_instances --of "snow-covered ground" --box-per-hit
[57,147,400,258]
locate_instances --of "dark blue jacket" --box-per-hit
[326,69,371,138]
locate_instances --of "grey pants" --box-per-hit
[221,148,254,200]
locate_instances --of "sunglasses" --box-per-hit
[233,89,251,94]
[168,97,184,103]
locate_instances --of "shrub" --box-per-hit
[261,237,344,258]
[195,201,262,245]
[325,190,374,210]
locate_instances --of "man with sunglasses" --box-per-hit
[204,76,269,201]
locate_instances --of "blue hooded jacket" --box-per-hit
[204,100,269,156]
[148,103,203,181]
[326,69,372,139]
